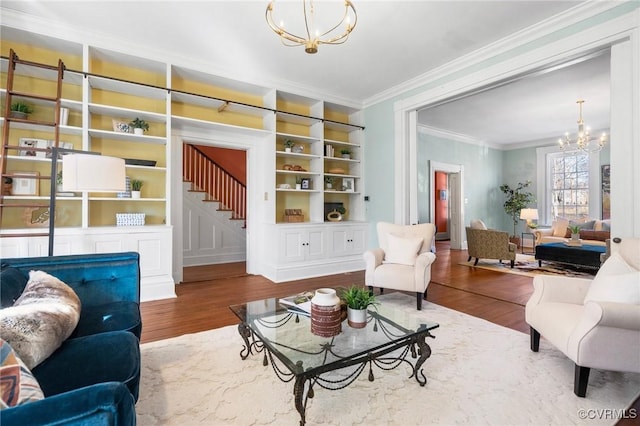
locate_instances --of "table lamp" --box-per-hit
[520,208,539,228]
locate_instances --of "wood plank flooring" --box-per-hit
[139,241,639,422]
[140,241,533,344]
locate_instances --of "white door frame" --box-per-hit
[430,161,464,249]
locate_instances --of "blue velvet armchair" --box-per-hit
[1,252,143,426]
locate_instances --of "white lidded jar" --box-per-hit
[310,288,342,337]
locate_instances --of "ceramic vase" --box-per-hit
[310,288,342,337]
[347,307,368,328]
[132,190,141,199]
[134,128,144,135]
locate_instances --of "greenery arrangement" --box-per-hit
[129,118,149,132]
[500,181,535,237]
[56,171,63,185]
[131,179,144,191]
[10,101,34,114]
[283,139,295,149]
[340,148,351,155]
[325,176,335,185]
[568,225,581,235]
[340,285,378,310]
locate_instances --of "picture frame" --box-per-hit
[301,178,311,190]
[46,141,74,159]
[12,172,39,196]
[601,164,610,220]
[18,138,48,157]
[342,177,354,192]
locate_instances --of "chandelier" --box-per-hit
[558,99,607,154]
[266,1,357,54]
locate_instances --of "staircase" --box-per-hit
[183,144,246,227]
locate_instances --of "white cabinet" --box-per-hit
[279,226,326,262]
[327,224,366,257]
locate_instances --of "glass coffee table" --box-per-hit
[230,297,439,425]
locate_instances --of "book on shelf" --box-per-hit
[279,291,313,317]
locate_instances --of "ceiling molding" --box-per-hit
[363,1,621,108]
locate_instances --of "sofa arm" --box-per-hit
[363,248,384,287]
[414,252,437,291]
[527,275,593,307]
[0,382,135,426]
[534,228,553,244]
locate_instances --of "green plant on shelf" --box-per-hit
[325,176,335,184]
[129,117,149,132]
[283,139,295,149]
[131,179,144,191]
[10,101,34,115]
[340,148,351,155]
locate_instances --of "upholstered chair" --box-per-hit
[525,237,640,397]
[465,222,517,267]
[362,222,436,310]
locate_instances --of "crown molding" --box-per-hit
[363,1,624,108]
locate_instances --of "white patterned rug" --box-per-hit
[136,293,639,425]
[460,253,597,278]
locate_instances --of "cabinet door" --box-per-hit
[328,227,350,256]
[349,226,366,254]
[280,229,306,262]
[306,228,326,260]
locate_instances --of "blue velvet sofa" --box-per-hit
[0,252,143,425]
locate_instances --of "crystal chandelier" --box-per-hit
[266,0,357,54]
[558,99,607,153]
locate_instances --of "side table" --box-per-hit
[521,232,535,254]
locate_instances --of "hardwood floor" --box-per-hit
[140,241,533,344]
[139,241,639,421]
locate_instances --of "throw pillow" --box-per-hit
[0,338,44,409]
[470,219,487,230]
[0,267,28,309]
[552,217,569,237]
[383,234,424,266]
[584,253,640,304]
[0,270,81,370]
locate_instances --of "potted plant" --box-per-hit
[131,179,143,198]
[500,181,535,245]
[340,148,351,159]
[283,139,295,153]
[56,171,63,193]
[340,285,378,328]
[10,101,34,119]
[568,224,581,240]
[325,176,335,189]
[129,118,149,135]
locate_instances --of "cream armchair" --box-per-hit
[363,222,436,310]
[465,227,516,268]
[525,238,640,397]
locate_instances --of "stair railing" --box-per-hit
[183,144,246,221]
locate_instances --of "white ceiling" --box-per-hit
[2,1,607,146]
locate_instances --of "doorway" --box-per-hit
[430,161,464,249]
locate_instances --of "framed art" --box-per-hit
[601,164,610,220]
[301,178,311,190]
[342,177,354,192]
[18,138,48,157]
[12,172,39,196]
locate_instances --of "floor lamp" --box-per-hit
[48,152,125,256]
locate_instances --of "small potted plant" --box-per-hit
[129,118,149,135]
[340,285,378,328]
[295,176,302,190]
[568,224,581,241]
[340,148,351,159]
[283,139,295,153]
[131,179,143,198]
[10,101,34,119]
[325,176,335,189]
[56,171,63,193]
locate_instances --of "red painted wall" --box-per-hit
[196,146,246,185]
[434,171,448,233]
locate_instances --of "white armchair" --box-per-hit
[363,222,437,310]
[525,237,640,397]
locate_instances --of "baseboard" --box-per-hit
[262,258,365,283]
[141,275,177,302]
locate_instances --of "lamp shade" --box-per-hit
[520,208,539,221]
[62,154,126,192]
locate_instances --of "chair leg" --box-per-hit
[416,292,422,310]
[467,256,472,262]
[368,286,374,294]
[530,327,540,352]
[510,260,515,268]
[574,365,590,397]
[474,258,479,266]
[423,288,428,301]
[379,288,384,295]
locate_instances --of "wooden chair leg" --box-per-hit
[416,292,422,310]
[530,327,540,352]
[474,258,479,266]
[467,256,472,262]
[423,288,428,301]
[510,259,515,268]
[574,365,590,397]
[379,288,384,295]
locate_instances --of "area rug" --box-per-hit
[136,293,639,425]
[459,253,597,278]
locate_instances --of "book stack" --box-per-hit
[279,291,313,317]
[325,144,334,157]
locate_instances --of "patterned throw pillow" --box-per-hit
[0,338,44,409]
[0,271,81,370]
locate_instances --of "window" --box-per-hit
[536,146,601,225]
[549,151,590,219]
